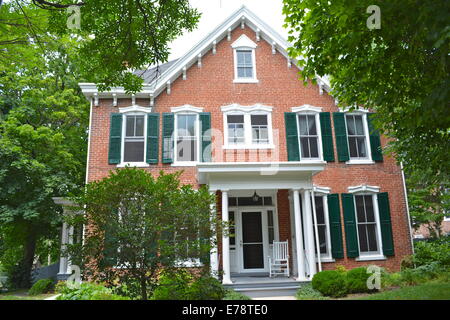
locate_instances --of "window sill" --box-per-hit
[346,159,375,165]
[117,162,150,168]
[316,256,335,263]
[222,144,275,150]
[171,161,198,167]
[355,255,387,262]
[233,79,259,84]
[175,259,203,268]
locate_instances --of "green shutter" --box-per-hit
[377,192,395,256]
[146,113,159,164]
[320,112,335,162]
[327,194,344,259]
[162,113,174,164]
[108,113,123,164]
[102,209,119,267]
[333,112,350,162]
[284,112,300,161]
[200,112,211,162]
[342,193,359,258]
[367,113,383,162]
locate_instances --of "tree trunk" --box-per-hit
[14,229,37,289]
[140,277,147,300]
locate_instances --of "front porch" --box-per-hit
[198,161,327,284]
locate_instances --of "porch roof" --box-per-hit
[197,161,325,191]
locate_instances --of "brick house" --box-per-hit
[57,6,414,285]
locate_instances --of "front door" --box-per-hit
[239,211,267,271]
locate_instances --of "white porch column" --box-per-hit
[66,225,74,274]
[221,189,232,284]
[209,191,219,278]
[292,189,306,281]
[58,222,69,275]
[303,189,317,279]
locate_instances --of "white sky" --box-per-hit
[168,0,287,60]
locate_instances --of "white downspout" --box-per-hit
[401,162,415,255]
[311,190,322,272]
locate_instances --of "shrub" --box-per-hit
[151,269,192,300]
[311,270,347,298]
[296,283,329,300]
[28,278,54,296]
[223,290,251,300]
[413,237,450,267]
[346,267,377,293]
[188,275,226,300]
[56,282,130,300]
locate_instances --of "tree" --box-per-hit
[283,0,450,183]
[0,32,89,288]
[1,0,201,92]
[67,167,219,300]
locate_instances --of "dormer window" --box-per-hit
[232,34,258,83]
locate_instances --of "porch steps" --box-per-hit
[224,275,309,299]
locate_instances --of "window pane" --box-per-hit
[228,115,244,124]
[124,141,145,162]
[354,116,365,135]
[356,137,367,158]
[358,224,369,252]
[346,115,356,135]
[355,195,366,222]
[315,196,325,224]
[126,116,135,137]
[348,137,358,158]
[364,195,375,222]
[135,116,145,136]
[268,228,274,245]
[251,115,267,126]
[177,138,197,161]
[229,211,235,245]
[267,210,274,226]
[309,137,319,158]
[229,197,237,206]
[307,115,317,135]
[318,226,327,254]
[367,224,378,252]
[298,115,308,135]
[300,137,310,158]
[263,197,273,206]
[244,67,253,78]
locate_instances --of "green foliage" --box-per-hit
[56,282,130,300]
[296,283,329,300]
[223,290,252,300]
[412,237,450,267]
[188,275,226,300]
[151,269,193,300]
[359,282,450,300]
[69,167,218,300]
[1,1,200,93]
[311,270,347,298]
[345,267,376,294]
[283,0,450,182]
[28,279,54,296]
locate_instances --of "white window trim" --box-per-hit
[117,105,153,168]
[232,34,258,83]
[349,186,386,261]
[312,187,334,262]
[222,104,274,149]
[292,105,325,162]
[171,105,203,166]
[342,110,375,165]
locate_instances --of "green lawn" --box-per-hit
[358,282,450,300]
[0,290,55,300]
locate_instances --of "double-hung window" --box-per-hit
[176,114,198,162]
[297,114,320,159]
[354,194,381,256]
[345,114,369,159]
[227,115,245,144]
[124,115,145,163]
[232,34,258,83]
[251,115,269,144]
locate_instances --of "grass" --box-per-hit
[357,282,450,300]
[0,290,55,300]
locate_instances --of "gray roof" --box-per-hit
[133,59,179,84]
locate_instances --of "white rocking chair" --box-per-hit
[269,241,290,277]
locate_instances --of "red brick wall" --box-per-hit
[86,26,413,272]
